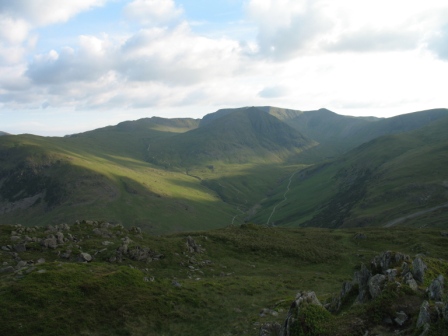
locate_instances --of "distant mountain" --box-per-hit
[1,106,448,232]
[148,107,316,166]
[266,107,448,157]
[0,131,10,136]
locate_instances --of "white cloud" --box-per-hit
[258,85,288,98]
[0,0,108,26]
[124,0,183,26]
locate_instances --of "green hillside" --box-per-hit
[252,115,448,228]
[0,123,235,233]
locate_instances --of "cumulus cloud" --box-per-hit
[247,0,331,59]
[124,0,183,26]
[0,0,108,26]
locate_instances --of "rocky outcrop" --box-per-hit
[186,236,204,253]
[354,263,371,303]
[412,257,427,283]
[282,291,322,336]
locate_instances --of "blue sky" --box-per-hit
[1,0,448,136]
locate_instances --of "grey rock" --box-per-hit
[394,311,408,326]
[426,275,444,301]
[440,231,448,237]
[13,244,26,253]
[186,236,204,253]
[41,235,58,249]
[406,279,419,291]
[371,251,410,273]
[354,233,367,239]
[1,245,11,251]
[172,280,182,287]
[79,252,92,262]
[36,258,45,264]
[282,291,322,336]
[354,264,372,303]
[386,268,398,282]
[55,232,64,244]
[330,280,353,312]
[412,257,427,283]
[10,236,21,241]
[368,274,386,299]
[416,301,431,328]
[419,323,430,336]
[0,266,15,274]
[402,262,410,275]
[16,260,28,269]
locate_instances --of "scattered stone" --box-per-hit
[0,266,15,274]
[102,241,113,246]
[172,280,181,287]
[10,236,21,241]
[394,311,408,326]
[426,275,444,301]
[16,260,27,269]
[1,246,10,251]
[41,235,58,249]
[13,244,26,253]
[259,322,282,336]
[78,252,92,262]
[440,231,448,237]
[36,258,45,264]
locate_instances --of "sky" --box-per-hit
[1,0,448,136]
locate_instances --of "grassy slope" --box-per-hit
[251,116,448,228]
[0,120,237,233]
[1,223,447,335]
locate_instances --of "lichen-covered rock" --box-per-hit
[426,275,444,301]
[371,251,410,273]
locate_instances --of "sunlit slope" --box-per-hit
[252,116,448,228]
[0,124,236,233]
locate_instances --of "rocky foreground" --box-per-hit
[1,222,448,335]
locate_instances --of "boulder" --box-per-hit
[371,251,410,273]
[406,279,419,291]
[426,275,444,301]
[386,268,398,282]
[259,322,281,336]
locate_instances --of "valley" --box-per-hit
[1,106,448,233]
